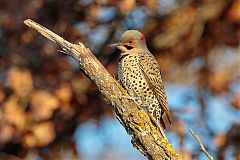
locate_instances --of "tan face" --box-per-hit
[109,30,147,52]
[117,35,146,52]
[121,38,140,50]
[116,41,145,54]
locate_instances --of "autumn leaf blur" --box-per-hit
[0,0,239,159]
[8,67,33,97]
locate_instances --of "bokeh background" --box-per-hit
[0,0,239,160]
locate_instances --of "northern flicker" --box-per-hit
[110,30,171,129]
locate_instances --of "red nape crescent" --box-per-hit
[140,34,145,40]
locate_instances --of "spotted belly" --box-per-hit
[118,55,160,114]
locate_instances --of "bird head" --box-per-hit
[109,30,147,52]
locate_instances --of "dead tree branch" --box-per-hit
[23,19,181,160]
[189,128,214,160]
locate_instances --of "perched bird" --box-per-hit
[110,30,171,129]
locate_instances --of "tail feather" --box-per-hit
[160,117,166,129]
[166,110,171,124]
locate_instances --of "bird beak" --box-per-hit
[108,42,122,47]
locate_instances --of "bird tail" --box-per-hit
[160,117,166,129]
[154,109,166,129]
[166,110,172,125]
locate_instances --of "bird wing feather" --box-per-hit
[138,52,171,124]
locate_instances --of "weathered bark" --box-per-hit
[24,19,182,160]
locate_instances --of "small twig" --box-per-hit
[189,128,214,160]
